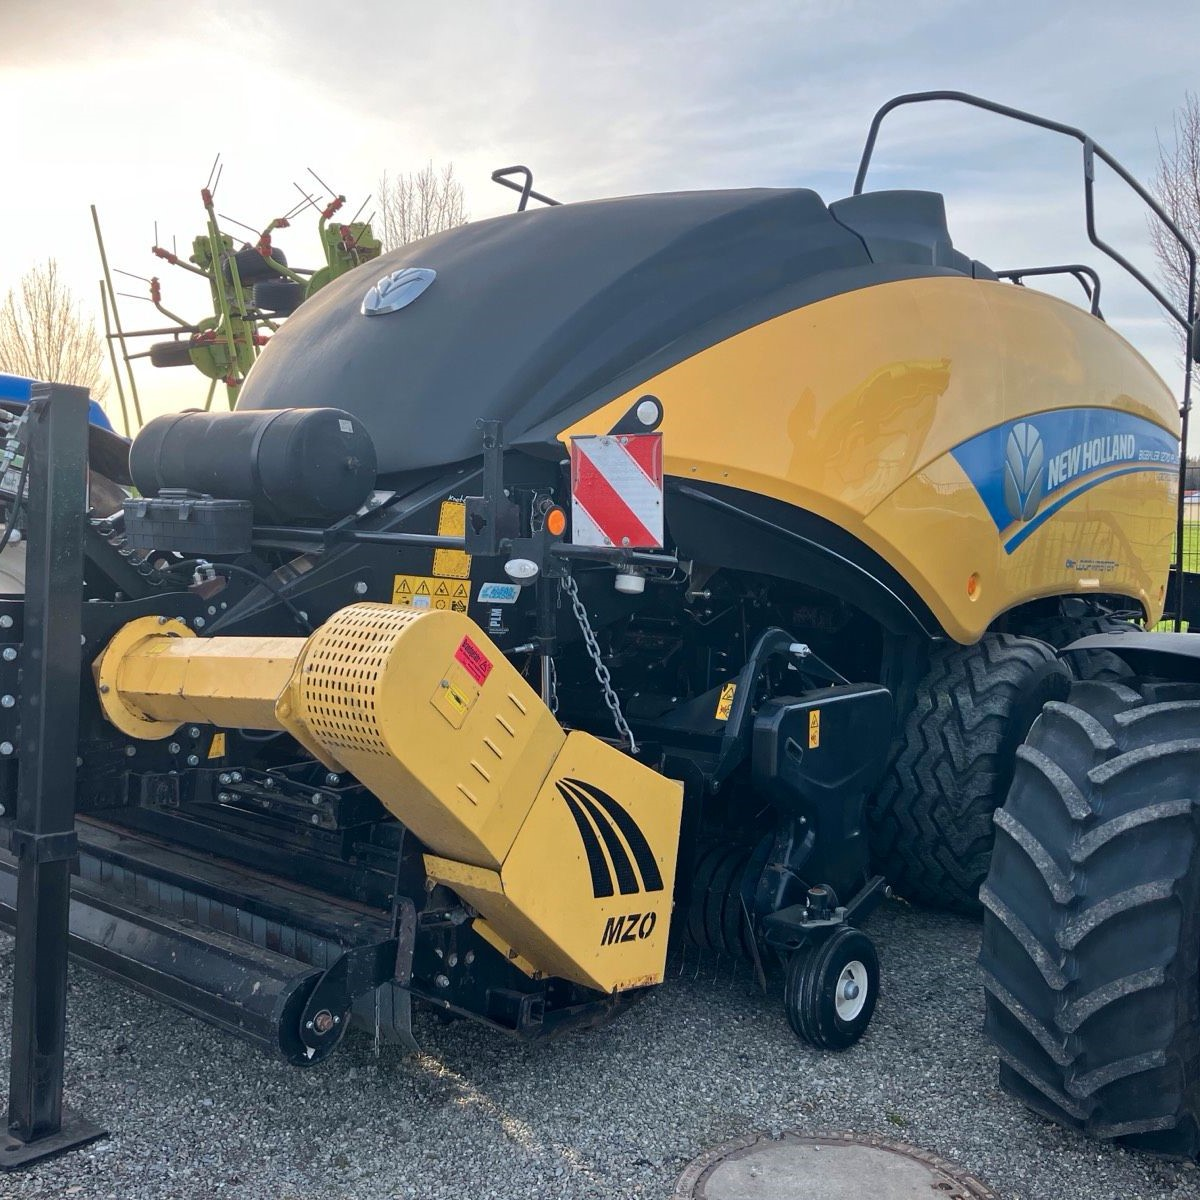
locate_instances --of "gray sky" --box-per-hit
[1,0,1197,425]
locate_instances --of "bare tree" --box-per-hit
[0,260,108,400]
[377,161,467,251]
[1150,92,1200,375]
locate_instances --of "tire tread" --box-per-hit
[870,634,1070,910]
[980,678,1200,1156]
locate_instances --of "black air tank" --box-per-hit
[129,408,377,523]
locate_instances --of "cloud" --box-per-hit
[0,1,195,67]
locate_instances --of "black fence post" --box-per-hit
[0,383,104,1167]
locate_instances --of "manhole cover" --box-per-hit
[674,1131,996,1199]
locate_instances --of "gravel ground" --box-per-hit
[0,900,1194,1200]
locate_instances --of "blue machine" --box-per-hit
[0,373,115,432]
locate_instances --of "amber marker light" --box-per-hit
[966,572,981,601]
[545,507,567,537]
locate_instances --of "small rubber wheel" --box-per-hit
[253,279,306,315]
[783,927,879,1050]
[223,245,287,284]
[149,339,194,368]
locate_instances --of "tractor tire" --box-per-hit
[253,280,306,315]
[149,340,194,369]
[980,678,1200,1156]
[869,634,1070,912]
[1022,599,1140,681]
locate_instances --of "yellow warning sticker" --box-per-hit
[432,500,472,579]
[208,731,227,759]
[392,575,472,613]
[808,709,820,749]
[715,681,737,721]
[430,661,480,729]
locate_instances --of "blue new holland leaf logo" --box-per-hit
[951,407,1178,554]
[1003,422,1045,523]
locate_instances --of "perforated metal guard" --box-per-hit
[297,604,422,757]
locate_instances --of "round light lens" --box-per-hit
[504,558,539,584]
[635,397,660,427]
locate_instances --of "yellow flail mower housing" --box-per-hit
[95,604,682,994]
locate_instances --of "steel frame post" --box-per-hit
[1,383,104,1168]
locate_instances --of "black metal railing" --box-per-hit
[993,265,1103,318]
[491,166,561,212]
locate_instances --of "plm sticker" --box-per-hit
[478,582,521,604]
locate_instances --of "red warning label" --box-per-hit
[454,636,493,685]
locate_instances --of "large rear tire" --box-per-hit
[980,678,1200,1156]
[1021,598,1140,681]
[869,634,1070,912]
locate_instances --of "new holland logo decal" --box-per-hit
[1004,421,1045,522]
[555,777,664,899]
[951,407,1178,554]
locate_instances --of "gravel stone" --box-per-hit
[0,901,1194,1199]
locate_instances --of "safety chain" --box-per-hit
[559,574,638,754]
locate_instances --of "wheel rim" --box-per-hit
[834,959,869,1022]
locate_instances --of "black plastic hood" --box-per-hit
[237,188,972,474]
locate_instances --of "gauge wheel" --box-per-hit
[784,926,879,1050]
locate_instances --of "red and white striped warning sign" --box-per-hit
[569,433,663,549]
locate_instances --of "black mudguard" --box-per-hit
[1065,631,1200,679]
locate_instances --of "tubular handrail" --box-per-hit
[993,264,1103,318]
[853,91,1197,337]
[490,166,561,212]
